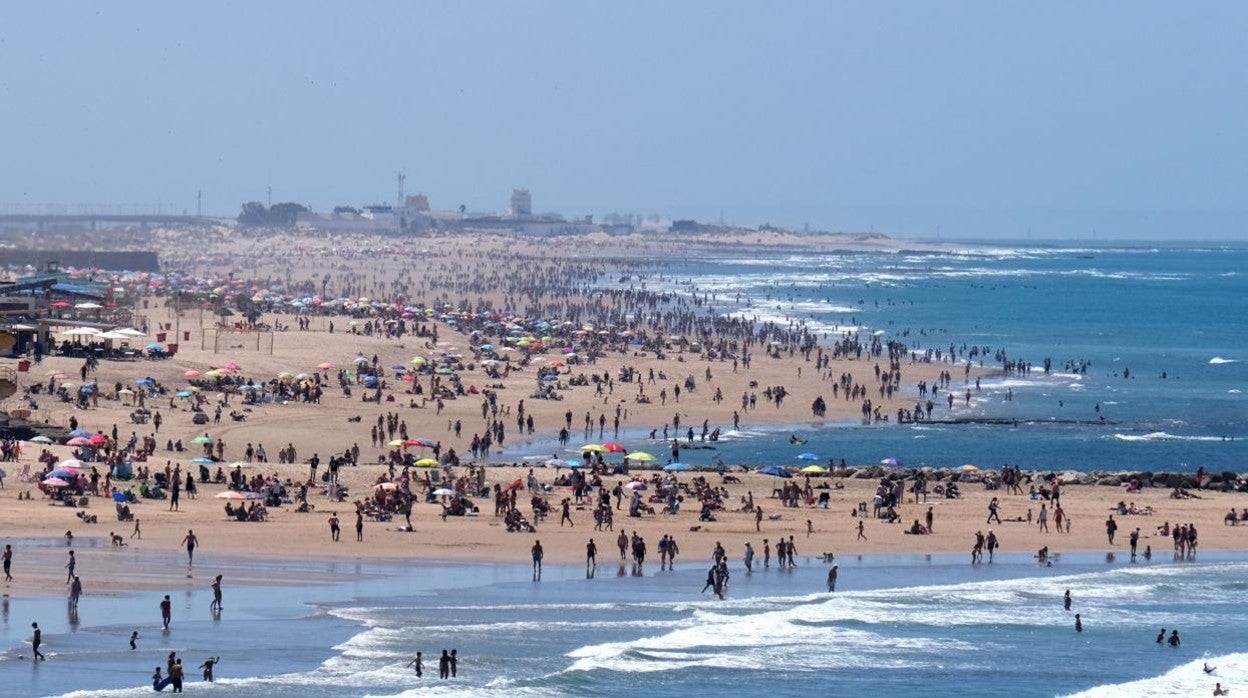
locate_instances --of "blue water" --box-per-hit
[16,552,1248,697]
[507,242,1248,473]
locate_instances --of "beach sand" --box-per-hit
[0,230,1240,589]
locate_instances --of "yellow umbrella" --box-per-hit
[962,464,979,471]
[626,451,656,463]
[801,465,829,474]
[414,457,439,467]
[580,444,606,453]
[388,439,405,447]
[410,356,427,365]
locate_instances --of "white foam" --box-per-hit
[1063,653,1248,697]
[1108,432,1228,443]
[1210,357,1238,365]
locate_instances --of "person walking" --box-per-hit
[160,595,172,629]
[31,622,45,661]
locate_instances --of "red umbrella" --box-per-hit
[88,434,108,445]
[507,478,524,491]
[602,442,626,454]
[42,477,69,488]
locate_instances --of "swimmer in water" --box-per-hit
[1214,683,1228,696]
[1204,662,1216,674]
[1064,590,1071,611]
[1074,614,1082,632]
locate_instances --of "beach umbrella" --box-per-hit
[412,437,435,447]
[352,355,369,364]
[801,465,829,474]
[431,488,455,496]
[57,458,86,469]
[48,469,78,479]
[797,452,819,461]
[42,477,69,488]
[29,435,52,444]
[388,439,406,447]
[184,370,202,378]
[66,436,91,447]
[223,362,242,371]
[880,458,902,466]
[664,462,691,472]
[134,378,156,387]
[626,451,656,463]
[69,428,91,438]
[87,434,107,445]
[759,466,792,478]
[175,390,193,398]
[191,457,215,465]
[625,481,647,490]
[580,444,606,454]
[112,491,127,502]
[390,364,407,371]
[316,362,333,370]
[962,464,979,472]
[228,462,251,469]
[410,356,427,366]
[215,490,261,500]
[601,442,627,454]
[145,343,164,351]
[414,458,439,467]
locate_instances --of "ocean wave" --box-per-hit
[1063,653,1248,697]
[1210,357,1238,364]
[1108,432,1228,443]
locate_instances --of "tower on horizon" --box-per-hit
[509,188,532,218]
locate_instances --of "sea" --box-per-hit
[505,241,1248,474]
[8,549,1248,697]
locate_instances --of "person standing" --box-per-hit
[210,575,223,612]
[586,538,597,571]
[450,649,458,677]
[1075,614,1083,632]
[170,658,184,692]
[355,511,364,542]
[65,550,76,584]
[199,656,220,682]
[827,565,838,592]
[1064,590,1072,611]
[3,543,12,581]
[531,540,543,578]
[31,622,45,661]
[169,475,180,511]
[160,595,172,629]
[1106,515,1118,545]
[69,576,83,609]
[181,530,198,567]
[407,651,423,676]
[744,542,754,572]
[438,649,451,679]
[130,630,139,650]
[328,513,341,542]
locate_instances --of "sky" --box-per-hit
[1,2,1246,240]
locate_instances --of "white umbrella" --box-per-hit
[60,327,102,337]
[115,328,146,337]
[97,331,131,340]
[75,302,103,309]
[431,488,455,496]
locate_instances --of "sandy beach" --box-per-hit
[1,230,1242,595]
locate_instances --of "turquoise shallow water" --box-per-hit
[504,242,1248,473]
[10,550,1248,697]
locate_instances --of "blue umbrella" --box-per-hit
[134,378,155,386]
[664,462,691,472]
[176,390,193,398]
[759,466,792,478]
[797,452,818,461]
[48,469,76,479]
[191,457,215,465]
[480,343,495,351]
[112,491,127,502]
[69,428,91,438]
[390,364,407,370]
[144,343,163,351]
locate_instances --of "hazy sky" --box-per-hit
[2,2,1246,239]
